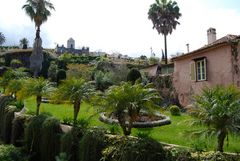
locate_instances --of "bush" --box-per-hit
[10,59,22,68]
[79,128,107,161]
[57,69,67,84]
[0,95,12,137]
[61,127,84,161]
[25,114,49,161]
[102,137,169,161]
[0,145,28,161]
[11,115,30,147]
[127,68,141,84]
[169,105,181,116]
[2,106,17,144]
[40,117,63,161]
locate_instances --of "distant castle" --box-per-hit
[55,38,89,55]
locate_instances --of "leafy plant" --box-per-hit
[190,85,240,152]
[169,105,181,116]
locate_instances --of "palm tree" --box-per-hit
[0,68,29,93]
[22,0,54,77]
[53,78,94,124]
[190,86,240,152]
[148,0,181,64]
[22,0,55,39]
[94,82,161,135]
[19,38,29,49]
[18,77,53,115]
[0,32,5,46]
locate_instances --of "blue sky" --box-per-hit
[1,0,240,58]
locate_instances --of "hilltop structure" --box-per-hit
[55,38,89,55]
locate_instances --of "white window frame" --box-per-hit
[196,58,207,81]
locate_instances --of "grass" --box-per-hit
[25,97,240,153]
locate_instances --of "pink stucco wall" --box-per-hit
[173,44,238,107]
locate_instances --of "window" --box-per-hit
[190,57,207,81]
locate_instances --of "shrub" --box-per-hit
[0,145,28,161]
[2,106,17,144]
[0,95,12,136]
[61,127,84,161]
[25,114,49,161]
[102,137,169,161]
[10,59,22,68]
[11,115,30,147]
[169,105,181,116]
[127,68,141,84]
[79,128,107,161]
[57,69,67,84]
[40,117,63,161]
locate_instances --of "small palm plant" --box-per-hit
[190,85,240,152]
[53,78,94,124]
[94,82,161,136]
[18,77,53,115]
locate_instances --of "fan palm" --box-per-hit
[94,82,161,135]
[148,0,181,64]
[22,0,55,39]
[19,38,29,49]
[18,77,53,115]
[53,78,95,124]
[190,85,240,152]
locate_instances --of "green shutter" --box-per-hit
[190,61,196,81]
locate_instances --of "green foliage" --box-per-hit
[10,59,23,68]
[11,115,30,147]
[94,71,113,91]
[59,53,98,64]
[169,105,181,116]
[48,61,58,82]
[55,153,70,161]
[19,38,29,49]
[25,114,49,161]
[66,64,93,81]
[40,117,62,161]
[2,106,17,144]
[79,128,107,161]
[102,137,169,161]
[127,68,141,84]
[93,82,161,135]
[57,69,67,84]
[61,127,84,161]
[40,52,55,79]
[191,85,240,152]
[0,145,28,161]
[53,77,95,123]
[148,57,159,65]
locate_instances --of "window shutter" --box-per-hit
[190,61,196,81]
[203,58,207,80]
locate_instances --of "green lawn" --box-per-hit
[25,97,240,153]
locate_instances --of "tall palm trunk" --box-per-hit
[164,34,168,64]
[73,100,81,125]
[36,26,40,39]
[217,129,227,152]
[36,95,42,115]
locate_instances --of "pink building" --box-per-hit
[172,28,240,107]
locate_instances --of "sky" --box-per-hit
[1,0,240,58]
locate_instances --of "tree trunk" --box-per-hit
[36,26,40,39]
[73,100,81,125]
[217,129,227,152]
[36,95,42,116]
[164,34,168,64]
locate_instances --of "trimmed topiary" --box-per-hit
[79,128,107,161]
[2,106,17,144]
[11,115,30,147]
[102,137,170,161]
[40,117,63,161]
[169,105,181,116]
[127,68,141,84]
[25,114,49,161]
[61,127,83,161]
